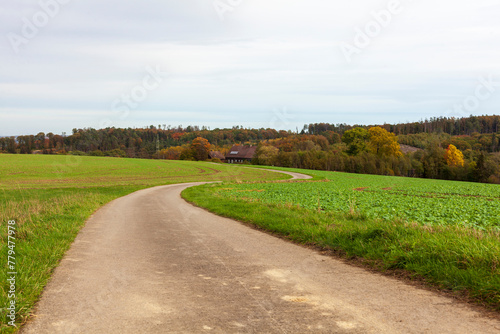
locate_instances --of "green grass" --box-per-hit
[182,167,500,311]
[0,155,288,332]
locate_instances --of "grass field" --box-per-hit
[0,154,288,332]
[183,167,500,311]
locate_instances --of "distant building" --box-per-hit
[225,145,256,164]
[209,151,225,162]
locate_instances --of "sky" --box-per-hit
[1,0,500,136]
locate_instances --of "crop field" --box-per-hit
[0,154,287,331]
[213,170,500,230]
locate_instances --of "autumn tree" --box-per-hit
[155,146,184,160]
[342,127,370,155]
[254,145,279,165]
[190,137,211,161]
[368,127,402,157]
[6,137,17,153]
[444,144,464,167]
[324,131,341,144]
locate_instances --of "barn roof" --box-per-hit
[226,145,256,159]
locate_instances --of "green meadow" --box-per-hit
[0,154,287,331]
[183,167,500,311]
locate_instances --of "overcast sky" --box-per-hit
[1,0,500,136]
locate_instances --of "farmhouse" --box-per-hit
[225,145,256,164]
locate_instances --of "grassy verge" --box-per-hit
[182,171,500,312]
[0,155,288,332]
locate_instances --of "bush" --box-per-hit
[487,175,500,184]
[105,149,126,158]
[104,148,127,158]
[69,150,86,156]
[88,150,104,156]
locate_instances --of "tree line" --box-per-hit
[252,128,500,184]
[1,115,499,184]
[304,114,500,136]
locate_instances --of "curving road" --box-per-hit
[22,172,499,333]
[241,167,313,180]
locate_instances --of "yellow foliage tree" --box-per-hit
[156,146,183,160]
[445,144,464,167]
[368,127,402,157]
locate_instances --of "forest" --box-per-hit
[2,115,500,184]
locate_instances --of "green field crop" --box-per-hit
[213,169,500,230]
[0,154,288,332]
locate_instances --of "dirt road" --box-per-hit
[22,175,499,333]
[240,168,313,181]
